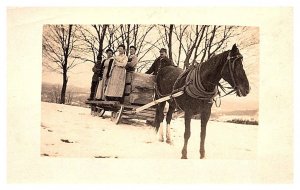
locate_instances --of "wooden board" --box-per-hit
[122,114,155,121]
[85,100,120,106]
[123,96,131,105]
[131,87,154,94]
[125,84,132,94]
[126,72,133,84]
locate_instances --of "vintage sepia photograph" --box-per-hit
[6,7,293,184]
[41,24,259,159]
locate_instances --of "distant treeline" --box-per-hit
[226,119,259,125]
[193,109,259,125]
[41,83,89,107]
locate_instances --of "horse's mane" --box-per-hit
[197,50,230,69]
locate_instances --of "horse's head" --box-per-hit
[221,44,250,97]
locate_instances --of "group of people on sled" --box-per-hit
[87,45,174,102]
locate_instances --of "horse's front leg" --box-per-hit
[200,108,211,159]
[181,112,192,159]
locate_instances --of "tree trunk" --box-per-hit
[193,25,206,62]
[168,24,174,61]
[126,24,130,55]
[60,69,68,104]
[182,25,200,69]
[59,25,72,104]
[97,24,108,63]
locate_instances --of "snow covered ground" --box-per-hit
[41,102,258,160]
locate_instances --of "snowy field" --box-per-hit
[41,102,258,160]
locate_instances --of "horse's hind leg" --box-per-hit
[181,111,192,159]
[166,103,176,144]
[155,101,166,142]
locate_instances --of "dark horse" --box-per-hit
[155,44,250,159]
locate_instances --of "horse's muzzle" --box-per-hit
[236,86,250,97]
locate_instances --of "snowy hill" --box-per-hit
[41,102,258,159]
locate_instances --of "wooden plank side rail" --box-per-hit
[85,100,120,106]
[133,91,184,114]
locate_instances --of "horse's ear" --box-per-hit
[231,44,238,53]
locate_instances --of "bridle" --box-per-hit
[213,51,243,107]
[220,51,243,93]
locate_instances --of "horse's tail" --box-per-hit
[152,105,161,133]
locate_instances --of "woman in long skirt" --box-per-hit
[95,48,114,100]
[105,44,128,100]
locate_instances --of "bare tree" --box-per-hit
[199,25,236,63]
[110,24,133,55]
[48,84,61,103]
[174,25,238,69]
[156,24,175,61]
[66,90,74,105]
[43,24,81,104]
[109,24,158,72]
[164,24,174,61]
[181,25,207,69]
[76,25,108,64]
[173,25,189,66]
[107,25,117,50]
[134,25,159,62]
[74,24,157,74]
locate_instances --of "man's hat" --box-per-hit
[159,48,167,53]
[106,48,113,53]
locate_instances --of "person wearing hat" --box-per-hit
[105,44,128,101]
[145,48,174,75]
[126,45,138,72]
[145,48,174,134]
[94,48,115,100]
[87,54,104,101]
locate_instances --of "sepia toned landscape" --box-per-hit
[41,24,259,160]
[7,8,293,184]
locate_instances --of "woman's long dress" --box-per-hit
[105,54,128,98]
[95,57,114,100]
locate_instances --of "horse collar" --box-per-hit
[185,63,218,100]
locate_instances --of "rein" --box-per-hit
[213,84,236,107]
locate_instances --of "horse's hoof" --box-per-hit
[158,138,164,142]
[200,151,205,159]
[166,139,173,144]
[181,156,187,159]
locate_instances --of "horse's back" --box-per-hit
[157,66,183,95]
